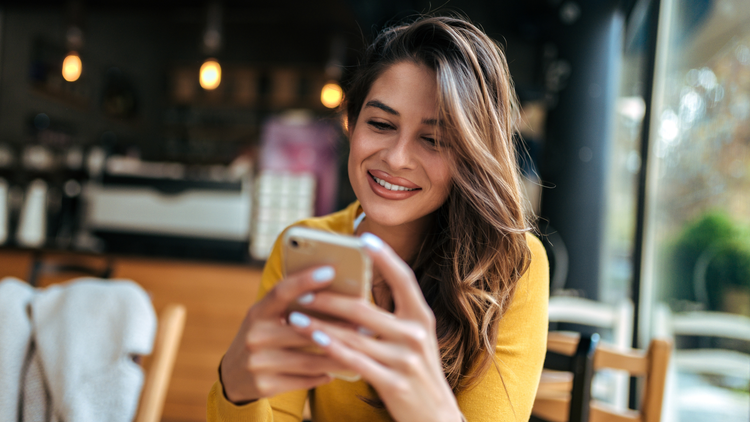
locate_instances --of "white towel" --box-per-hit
[0,278,35,422]
[21,341,53,422]
[0,277,156,422]
[31,278,156,422]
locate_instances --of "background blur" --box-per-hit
[0,1,747,421]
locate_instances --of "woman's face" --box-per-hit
[348,61,452,231]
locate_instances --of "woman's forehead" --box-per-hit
[363,62,439,118]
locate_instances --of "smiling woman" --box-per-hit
[209,14,549,422]
[348,62,452,232]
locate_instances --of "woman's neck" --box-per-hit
[357,213,432,310]
[356,213,432,264]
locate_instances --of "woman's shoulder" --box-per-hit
[519,231,550,295]
[524,232,547,264]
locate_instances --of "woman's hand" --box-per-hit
[287,233,464,422]
[220,266,350,404]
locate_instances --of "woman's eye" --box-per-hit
[367,120,394,131]
[422,137,438,147]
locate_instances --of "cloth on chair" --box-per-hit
[0,278,35,422]
[0,277,157,422]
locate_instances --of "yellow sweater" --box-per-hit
[207,201,549,421]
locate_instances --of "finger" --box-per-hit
[360,233,432,320]
[247,348,351,376]
[253,373,332,399]
[307,326,398,392]
[257,265,337,317]
[246,320,319,350]
[297,292,428,343]
[297,316,433,373]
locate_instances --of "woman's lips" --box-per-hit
[367,170,421,200]
[368,170,420,189]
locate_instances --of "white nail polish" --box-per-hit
[297,293,315,305]
[312,330,331,346]
[289,312,310,328]
[312,266,335,282]
[361,233,383,251]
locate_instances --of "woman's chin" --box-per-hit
[359,202,432,231]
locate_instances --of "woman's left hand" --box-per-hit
[287,233,463,422]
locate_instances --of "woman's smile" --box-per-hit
[367,169,422,199]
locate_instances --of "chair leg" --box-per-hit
[568,333,599,422]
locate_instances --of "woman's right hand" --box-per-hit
[219,265,347,404]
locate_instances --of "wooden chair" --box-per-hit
[533,332,672,422]
[23,254,187,422]
[653,303,750,380]
[135,303,187,422]
[531,333,600,422]
[548,296,634,409]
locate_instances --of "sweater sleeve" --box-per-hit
[456,233,549,422]
[207,232,308,422]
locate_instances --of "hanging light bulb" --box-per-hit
[200,59,221,90]
[321,81,343,109]
[62,52,82,82]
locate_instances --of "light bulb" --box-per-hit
[200,59,221,90]
[62,52,82,82]
[321,81,343,108]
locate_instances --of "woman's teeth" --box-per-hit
[372,175,417,191]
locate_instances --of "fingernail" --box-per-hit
[289,312,310,328]
[312,330,331,347]
[312,266,335,282]
[361,233,383,251]
[297,293,315,305]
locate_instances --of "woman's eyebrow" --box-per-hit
[365,100,399,116]
[366,100,438,126]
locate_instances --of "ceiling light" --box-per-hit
[62,52,82,82]
[321,82,343,109]
[200,59,221,90]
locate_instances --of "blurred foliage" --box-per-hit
[666,211,750,310]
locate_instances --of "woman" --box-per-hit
[209,15,549,421]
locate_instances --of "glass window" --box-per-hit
[601,3,652,306]
[643,0,750,421]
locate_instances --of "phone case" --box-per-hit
[282,226,372,382]
[282,227,372,300]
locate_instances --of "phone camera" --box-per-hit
[290,239,299,248]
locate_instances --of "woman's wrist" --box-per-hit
[218,357,258,406]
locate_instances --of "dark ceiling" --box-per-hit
[0,0,641,98]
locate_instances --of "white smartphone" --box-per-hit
[282,226,373,381]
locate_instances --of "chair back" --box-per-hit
[531,333,600,422]
[653,303,750,380]
[548,297,634,409]
[135,303,187,422]
[533,332,672,422]
[6,267,186,422]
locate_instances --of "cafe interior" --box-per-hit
[0,0,747,421]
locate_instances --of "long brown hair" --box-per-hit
[345,15,532,394]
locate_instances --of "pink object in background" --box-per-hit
[258,113,340,216]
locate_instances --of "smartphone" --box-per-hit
[282,226,373,381]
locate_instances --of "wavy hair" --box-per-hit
[344,15,532,394]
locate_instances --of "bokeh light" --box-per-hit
[321,82,343,108]
[200,59,221,90]
[62,52,82,82]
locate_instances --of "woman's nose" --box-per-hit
[381,135,416,170]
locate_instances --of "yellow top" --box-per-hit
[207,201,549,421]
